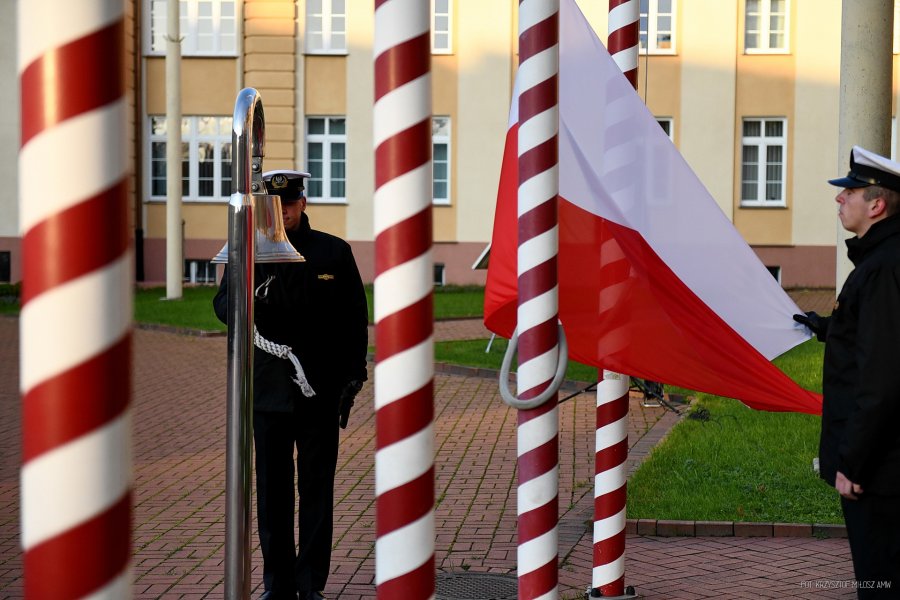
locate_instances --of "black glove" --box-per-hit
[793,311,827,342]
[338,380,364,429]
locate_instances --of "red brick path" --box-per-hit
[0,291,857,599]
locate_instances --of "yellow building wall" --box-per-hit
[145,58,238,114]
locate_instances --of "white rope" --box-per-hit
[254,326,316,397]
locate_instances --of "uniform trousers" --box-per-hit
[254,395,340,597]
[841,494,900,599]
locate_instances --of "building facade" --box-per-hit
[3,0,900,288]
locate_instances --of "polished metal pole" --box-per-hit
[225,88,266,600]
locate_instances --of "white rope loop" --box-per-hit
[499,323,569,410]
[254,326,316,397]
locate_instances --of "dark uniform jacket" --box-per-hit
[819,213,900,495]
[213,212,369,412]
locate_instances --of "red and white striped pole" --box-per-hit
[18,1,132,598]
[591,1,639,597]
[515,1,560,598]
[373,1,435,598]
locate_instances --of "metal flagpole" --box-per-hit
[591,0,639,597]
[512,1,562,598]
[18,0,133,597]
[373,0,436,597]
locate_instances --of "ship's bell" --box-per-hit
[211,193,305,264]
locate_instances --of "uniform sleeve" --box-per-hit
[213,268,229,325]
[341,243,369,383]
[838,265,900,483]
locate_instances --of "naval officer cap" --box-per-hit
[828,146,900,193]
[263,170,312,202]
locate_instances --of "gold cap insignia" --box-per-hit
[317,274,335,281]
[271,174,289,189]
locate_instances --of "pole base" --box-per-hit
[586,585,640,599]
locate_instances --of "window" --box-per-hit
[306,117,346,203]
[656,117,674,140]
[741,118,787,206]
[766,265,782,283]
[146,0,237,56]
[306,0,347,54]
[432,0,452,54]
[639,0,675,54]
[433,263,446,286]
[149,115,233,202]
[0,251,9,283]
[745,0,789,53]
[184,259,218,284]
[433,117,451,205]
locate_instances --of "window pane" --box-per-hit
[198,116,217,135]
[151,116,167,135]
[434,33,449,49]
[332,16,346,34]
[745,31,759,50]
[658,16,671,30]
[333,0,346,13]
[747,0,760,12]
[436,0,449,13]
[329,118,346,135]
[331,33,346,50]
[308,0,322,14]
[435,16,449,31]
[657,33,672,49]
[433,144,448,161]
[331,180,345,198]
[743,120,761,137]
[433,161,448,179]
[331,142,345,160]
[765,120,783,137]
[659,0,672,11]
[308,142,323,160]
[221,142,233,196]
[769,32,785,49]
[434,181,447,199]
[308,119,325,135]
[770,0,785,12]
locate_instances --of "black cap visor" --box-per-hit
[827,173,875,189]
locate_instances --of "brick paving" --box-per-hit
[0,289,857,599]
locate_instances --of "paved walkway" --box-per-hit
[0,290,858,598]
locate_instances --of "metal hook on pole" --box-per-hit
[498,322,569,410]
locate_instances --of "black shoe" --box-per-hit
[302,592,325,600]
[259,591,297,600]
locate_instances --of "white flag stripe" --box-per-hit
[592,559,626,589]
[518,166,559,216]
[518,106,559,157]
[375,512,435,583]
[517,528,558,575]
[595,419,628,454]
[21,411,131,549]
[519,0,560,34]
[375,425,434,496]
[517,347,560,395]
[517,289,559,333]
[374,339,434,410]
[373,0,428,59]
[594,466,626,497]
[374,251,433,323]
[20,255,132,394]
[82,567,131,600]
[20,100,129,235]
[593,507,627,541]
[558,0,808,359]
[18,0,123,72]
[517,406,559,454]
[612,51,638,74]
[517,46,559,101]
[607,0,639,32]
[518,227,558,273]
[373,74,431,149]
[517,467,558,515]
[373,168,431,236]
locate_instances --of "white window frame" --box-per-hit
[432,116,451,205]
[656,117,674,140]
[305,0,347,55]
[740,117,787,207]
[744,0,790,54]
[305,117,347,204]
[639,0,676,55]
[431,0,452,54]
[147,115,233,203]
[144,0,237,57]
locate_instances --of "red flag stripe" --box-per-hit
[24,492,131,599]
[22,336,131,462]
[21,180,129,304]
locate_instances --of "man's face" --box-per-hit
[835,187,877,237]
[281,197,306,232]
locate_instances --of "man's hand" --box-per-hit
[835,471,863,500]
[338,380,364,429]
[793,311,827,341]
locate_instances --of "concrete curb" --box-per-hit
[627,519,847,539]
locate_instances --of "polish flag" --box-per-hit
[485,0,821,414]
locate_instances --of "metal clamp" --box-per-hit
[499,322,569,410]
